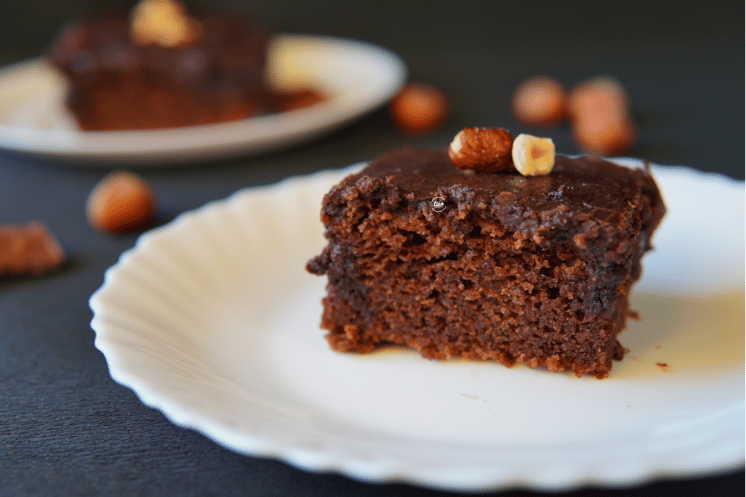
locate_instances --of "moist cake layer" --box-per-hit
[307,146,665,378]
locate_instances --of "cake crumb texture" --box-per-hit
[307,147,664,378]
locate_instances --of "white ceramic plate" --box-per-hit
[89,162,745,492]
[0,35,406,164]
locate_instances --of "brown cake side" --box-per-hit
[307,146,665,379]
[48,3,273,130]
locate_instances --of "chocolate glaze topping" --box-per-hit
[346,147,659,215]
[323,146,666,260]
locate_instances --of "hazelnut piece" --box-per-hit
[448,127,515,173]
[511,134,555,176]
[0,223,65,276]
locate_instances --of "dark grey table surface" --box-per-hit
[1,1,743,496]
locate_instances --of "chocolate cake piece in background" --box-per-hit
[48,0,273,130]
[307,146,665,378]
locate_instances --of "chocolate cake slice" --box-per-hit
[307,145,665,378]
[48,0,273,130]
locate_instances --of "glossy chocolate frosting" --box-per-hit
[338,146,665,235]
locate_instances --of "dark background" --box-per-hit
[0,1,743,496]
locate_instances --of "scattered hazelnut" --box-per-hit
[448,127,514,173]
[511,133,555,176]
[390,82,449,135]
[567,75,629,121]
[567,76,635,155]
[572,112,636,156]
[511,76,567,126]
[130,0,203,47]
[86,171,156,233]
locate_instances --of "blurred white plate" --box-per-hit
[89,162,744,492]
[0,35,406,164]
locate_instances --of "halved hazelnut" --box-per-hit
[511,134,555,176]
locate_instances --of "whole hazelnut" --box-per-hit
[511,76,567,126]
[87,171,156,233]
[389,82,449,135]
[448,127,514,173]
[567,76,629,121]
[568,76,635,155]
[572,112,636,156]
